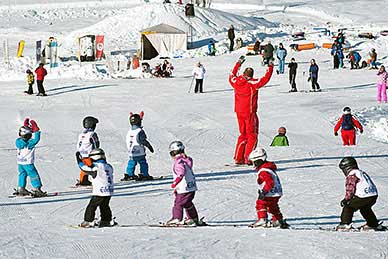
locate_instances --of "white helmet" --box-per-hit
[89,148,106,161]
[169,140,185,156]
[19,126,32,139]
[248,147,267,162]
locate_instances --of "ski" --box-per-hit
[8,192,59,199]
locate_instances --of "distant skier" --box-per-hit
[25,69,34,95]
[334,107,363,146]
[368,48,378,69]
[263,41,274,65]
[208,40,216,56]
[77,148,114,228]
[76,116,100,186]
[248,147,289,228]
[336,157,386,231]
[270,127,289,146]
[192,62,206,93]
[308,59,321,92]
[228,25,235,52]
[376,65,388,104]
[14,118,47,197]
[35,63,47,96]
[288,58,297,92]
[229,55,274,165]
[276,43,287,74]
[121,112,154,181]
[165,141,204,226]
[347,51,361,69]
[331,40,343,69]
[253,39,261,55]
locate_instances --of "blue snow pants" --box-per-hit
[278,59,285,74]
[126,157,149,176]
[18,164,42,189]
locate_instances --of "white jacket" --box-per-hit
[192,66,206,79]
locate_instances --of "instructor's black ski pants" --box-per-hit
[340,195,378,227]
[195,79,203,93]
[84,196,112,222]
[37,80,46,94]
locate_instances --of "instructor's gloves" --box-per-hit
[30,120,40,132]
[334,132,338,136]
[238,55,246,65]
[258,189,268,200]
[340,199,349,207]
[360,129,363,134]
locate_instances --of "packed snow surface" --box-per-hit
[0,0,388,258]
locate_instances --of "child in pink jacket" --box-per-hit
[377,65,388,103]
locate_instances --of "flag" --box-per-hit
[95,35,104,60]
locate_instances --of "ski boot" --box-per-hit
[165,218,183,226]
[184,217,207,226]
[135,174,154,181]
[249,218,269,228]
[271,219,290,229]
[13,187,32,196]
[335,224,355,232]
[359,222,387,232]
[31,188,47,198]
[79,221,95,228]
[120,174,138,181]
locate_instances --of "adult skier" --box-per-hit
[288,58,297,92]
[229,55,274,165]
[14,118,47,197]
[228,25,235,52]
[77,148,114,228]
[35,63,47,96]
[76,116,100,186]
[336,157,386,231]
[276,43,287,74]
[334,107,363,146]
[308,59,321,92]
[192,62,206,93]
[248,147,289,228]
[121,112,154,181]
[262,41,274,65]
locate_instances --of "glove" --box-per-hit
[171,176,183,189]
[340,199,349,207]
[258,189,267,200]
[171,183,177,188]
[23,118,30,127]
[360,129,363,134]
[75,151,82,164]
[307,77,311,82]
[148,144,154,153]
[334,132,338,136]
[30,120,40,132]
[238,55,246,65]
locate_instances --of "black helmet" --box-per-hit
[339,157,358,175]
[129,114,142,126]
[83,116,99,130]
[343,106,351,113]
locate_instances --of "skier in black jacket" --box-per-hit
[288,58,297,92]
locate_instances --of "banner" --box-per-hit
[36,40,42,64]
[95,35,104,60]
[3,40,9,65]
[49,38,58,68]
[17,40,25,58]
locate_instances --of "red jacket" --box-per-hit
[35,66,47,81]
[334,114,363,133]
[256,161,277,193]
[229,62,273,114]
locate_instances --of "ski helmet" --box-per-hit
[83,116,99,130]
[339,157,358,175]
[343,107,351,114]
[19,126,32,140]
[89,148,106,161]
[278,127,287,135]
[248,147,267,162]
[129,114,142,126]
[169,140,185,156]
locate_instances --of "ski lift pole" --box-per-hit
[188,76,195,93]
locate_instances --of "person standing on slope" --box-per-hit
[308,59,321,92]
[228,25,235,52]
[35,63,47,96]
[276,43,287,74]
[376,65,388,104]
[288,58,297,92]
[192,62,206,93]
[336,157,386,231]
[262,41,274,65]
[229,55,274,165]
[334,107,363,146]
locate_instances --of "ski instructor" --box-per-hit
[229,56,274,165]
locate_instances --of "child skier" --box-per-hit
[334,107,363,146]
[248,147,289,228]
[14,118,47,197]
[77,148,114,228]
[270,127,289,146]
[336,157,386,231]
[121,112,154,181]
[376,65,388,104]
[76,116,100,186]
[25,69,34,95]
[166,140,204,226]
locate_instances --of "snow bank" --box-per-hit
[357,106,388,144]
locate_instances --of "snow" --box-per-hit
[0,0,388,258]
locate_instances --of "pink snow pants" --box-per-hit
[377,83,387,103]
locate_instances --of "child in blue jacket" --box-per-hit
[14,118,46,197]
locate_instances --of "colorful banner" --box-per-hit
[17,40,25,58]
[49,38,58,68]
[36,40,42,63]
[95,35,104,60]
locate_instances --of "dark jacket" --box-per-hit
[288,62,297,75]
[309,64,319,78]
[228,28,235,40]
[263,43,274,59]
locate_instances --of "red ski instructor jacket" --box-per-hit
[229,62,273,114]
[35,66,47,81]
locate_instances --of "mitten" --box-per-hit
[238,55,246,65]
[334,132,338,136]
[23,118,30,127]
[30,120,40,132]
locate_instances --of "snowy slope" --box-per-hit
[0,0,388,258]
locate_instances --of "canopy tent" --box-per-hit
[140,23,187,60]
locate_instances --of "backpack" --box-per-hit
[341,114,354,130]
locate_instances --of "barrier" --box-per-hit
[322,43,333,49]
[296,43,315,51]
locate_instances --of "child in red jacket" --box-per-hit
[334,107,363,146]
[248,147,289,228]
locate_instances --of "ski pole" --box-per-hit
[188,76,195,93]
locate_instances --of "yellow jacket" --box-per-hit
[27,73,34,84]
